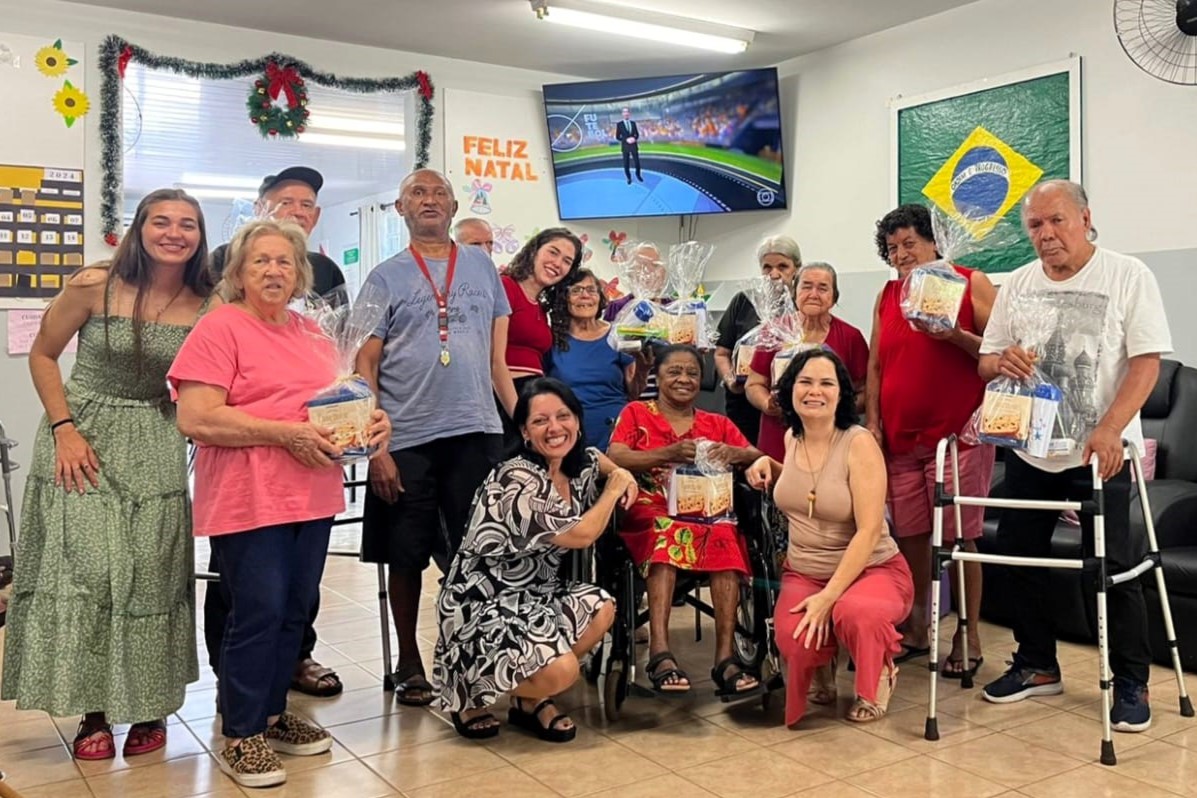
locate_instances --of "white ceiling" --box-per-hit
[73,0,981,79]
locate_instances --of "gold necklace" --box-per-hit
[799,430,840,519]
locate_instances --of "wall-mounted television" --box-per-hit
[542,68,787,221]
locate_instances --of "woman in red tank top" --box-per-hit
[866,204,997,679]
[497,228,582,447]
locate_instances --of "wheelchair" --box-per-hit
[580,481,786,721]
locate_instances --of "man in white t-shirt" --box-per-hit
[977,180,1170,732]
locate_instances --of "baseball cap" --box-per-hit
[258,166,324,198]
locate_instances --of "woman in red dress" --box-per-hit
[608,345,764,698]
[746,262,869,461]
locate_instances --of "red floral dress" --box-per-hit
[609,401,751,575]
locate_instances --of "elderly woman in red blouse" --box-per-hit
[746,262,868,461]
[496,228,582,447]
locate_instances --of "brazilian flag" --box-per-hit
[897,72,1071,273]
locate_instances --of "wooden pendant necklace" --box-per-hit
[799,431,840,519]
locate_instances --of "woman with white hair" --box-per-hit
[714,235,802,443]
[170,219,390,787]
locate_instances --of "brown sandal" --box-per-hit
[808,656,838,706]
[846,663,898,723]
[291,657,344,697]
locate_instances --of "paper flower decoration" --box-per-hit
[53,80,90,127]
[36,40,76,77]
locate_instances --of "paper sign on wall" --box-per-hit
[6,308,76,354]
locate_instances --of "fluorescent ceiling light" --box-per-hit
[540,6,752,54]
[178,186,258,199]
[300,132,406,151]
[179,173,261,189]
[306,114,404,136]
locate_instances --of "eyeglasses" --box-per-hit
[569,285,600,296]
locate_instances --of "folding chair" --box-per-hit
[0,421,18,629]
[328,461,397,691]
[925,434,1193,765]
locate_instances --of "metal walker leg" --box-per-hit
[924,435,1192,765]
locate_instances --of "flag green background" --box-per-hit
[897,72,1072,273]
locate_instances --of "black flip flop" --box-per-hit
[893,645,931,664]
[507,698,576,743]
[941,655,984,679]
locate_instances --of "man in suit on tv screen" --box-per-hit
[615,107,644,184]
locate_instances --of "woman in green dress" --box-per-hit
[1,188,215,760]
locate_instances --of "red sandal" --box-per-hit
[73,720,115,761]
[123,720,167,756]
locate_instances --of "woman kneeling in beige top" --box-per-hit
[747,348,913,728]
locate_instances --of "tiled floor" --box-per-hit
[3,527,1197,797]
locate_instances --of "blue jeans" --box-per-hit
[211,518,332,738]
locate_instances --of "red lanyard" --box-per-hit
[410,244,458,366]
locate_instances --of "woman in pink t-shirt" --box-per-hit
[168,219,389,789]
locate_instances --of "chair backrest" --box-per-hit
[1140,359,1197,482]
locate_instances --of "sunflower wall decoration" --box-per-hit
[35,39,77,77]
[53,80,90,127]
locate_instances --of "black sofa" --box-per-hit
[978,359,1197,670]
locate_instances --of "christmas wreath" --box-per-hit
[247,61,309,138]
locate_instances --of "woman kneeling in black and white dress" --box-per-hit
[432,377,637,742]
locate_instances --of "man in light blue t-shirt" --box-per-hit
[356,168,516,706]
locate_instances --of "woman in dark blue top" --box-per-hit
[546,269,637,451]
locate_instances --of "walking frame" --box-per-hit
[925,434,1193,765]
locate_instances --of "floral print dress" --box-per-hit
[609,401,751,576]
[432,450,611,712]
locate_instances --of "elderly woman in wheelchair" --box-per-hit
[747,348,913,727]
[607,344,765,698]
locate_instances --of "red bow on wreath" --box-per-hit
[416,70,433,101]
[117,45,133,79]
[265,62,303,108]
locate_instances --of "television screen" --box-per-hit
[542,68,787,221]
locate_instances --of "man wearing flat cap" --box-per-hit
[205,165,348,699]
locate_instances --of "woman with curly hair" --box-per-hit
[545,268,638,451]
[496,227,582,447]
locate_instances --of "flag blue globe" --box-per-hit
[950,146,1010,221]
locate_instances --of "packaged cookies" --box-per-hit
[667,466,734,521]
[302,283,387,464]
[901,264,968,332]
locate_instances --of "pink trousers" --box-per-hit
[774,555,914,727]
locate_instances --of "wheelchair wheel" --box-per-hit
[732,580,767,672]
[583,641,603,684]
[603,659,627,722]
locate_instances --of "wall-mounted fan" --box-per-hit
[1114,0,1197,85]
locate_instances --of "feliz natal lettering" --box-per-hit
[463,136,539,181]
